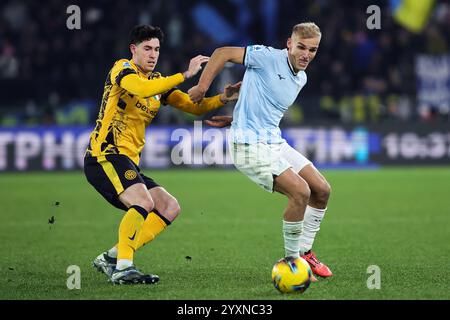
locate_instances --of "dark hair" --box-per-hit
[128,25,164,45]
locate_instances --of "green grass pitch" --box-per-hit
[1,167,449,300]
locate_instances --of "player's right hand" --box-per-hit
[188,85,207,103]
[203,115,233,128]
[183,55,209,79]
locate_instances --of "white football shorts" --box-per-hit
[228,140,312,192]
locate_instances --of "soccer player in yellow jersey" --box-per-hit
[84,25,241,285]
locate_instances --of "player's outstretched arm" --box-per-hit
[119,55,209,98]
[165,82,241,116]
[188,47,245,103]
[120,73,184,98]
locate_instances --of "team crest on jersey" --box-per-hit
[249,45,263,52]
[150,72,162,79]
[124,170,137,180]
[123,61,132,68]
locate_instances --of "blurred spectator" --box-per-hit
[0,41,19,78]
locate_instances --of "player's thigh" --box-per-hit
[280,142,312,173]
[118,183,154,212]
[84,154,150,211]
[148,186,181,222]
[298,164,331,198]
[273,167,310,200]
[229,141,290,193]
[281,142,330,197]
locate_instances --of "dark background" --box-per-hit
[0,0,449,127]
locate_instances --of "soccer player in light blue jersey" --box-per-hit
[189,23,332,278]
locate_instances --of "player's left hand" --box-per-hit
[203,115,233,128]
[220,81,242,104]
[188,85,207,103]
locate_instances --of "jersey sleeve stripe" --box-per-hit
[243,46,248,66]
[160,87,178,105]
[115,68,137,86]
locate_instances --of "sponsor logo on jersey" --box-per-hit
[249,45,263,52]
[135,101,158,117]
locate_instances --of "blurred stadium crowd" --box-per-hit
[0,0,449,127]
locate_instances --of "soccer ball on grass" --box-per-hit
[271,257,312,293]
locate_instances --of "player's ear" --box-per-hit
[287,37,292,50]
[130,44,137,55]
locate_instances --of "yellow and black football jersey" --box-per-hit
[86,59,224,165]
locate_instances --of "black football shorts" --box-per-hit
[84,154,160,211]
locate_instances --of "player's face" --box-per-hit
[287,34,320,72]
[131,38,160,73]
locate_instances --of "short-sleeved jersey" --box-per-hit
[230,45,307,144]
[85,59,176,165]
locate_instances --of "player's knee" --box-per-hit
[313,181,331,204]
[137,197,155,213]
[323,181,331,200]
[291,184,311,205]
[300,186,311,202]
[168,199,181,221]
[161,198,181,222]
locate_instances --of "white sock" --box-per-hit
[299,206,326,255]
[282,220,303,258]
[107,246,118,258]
[116,259,133,270]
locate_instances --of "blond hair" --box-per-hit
[292,22,321,38]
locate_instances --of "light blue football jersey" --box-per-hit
[230,45,307,144]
